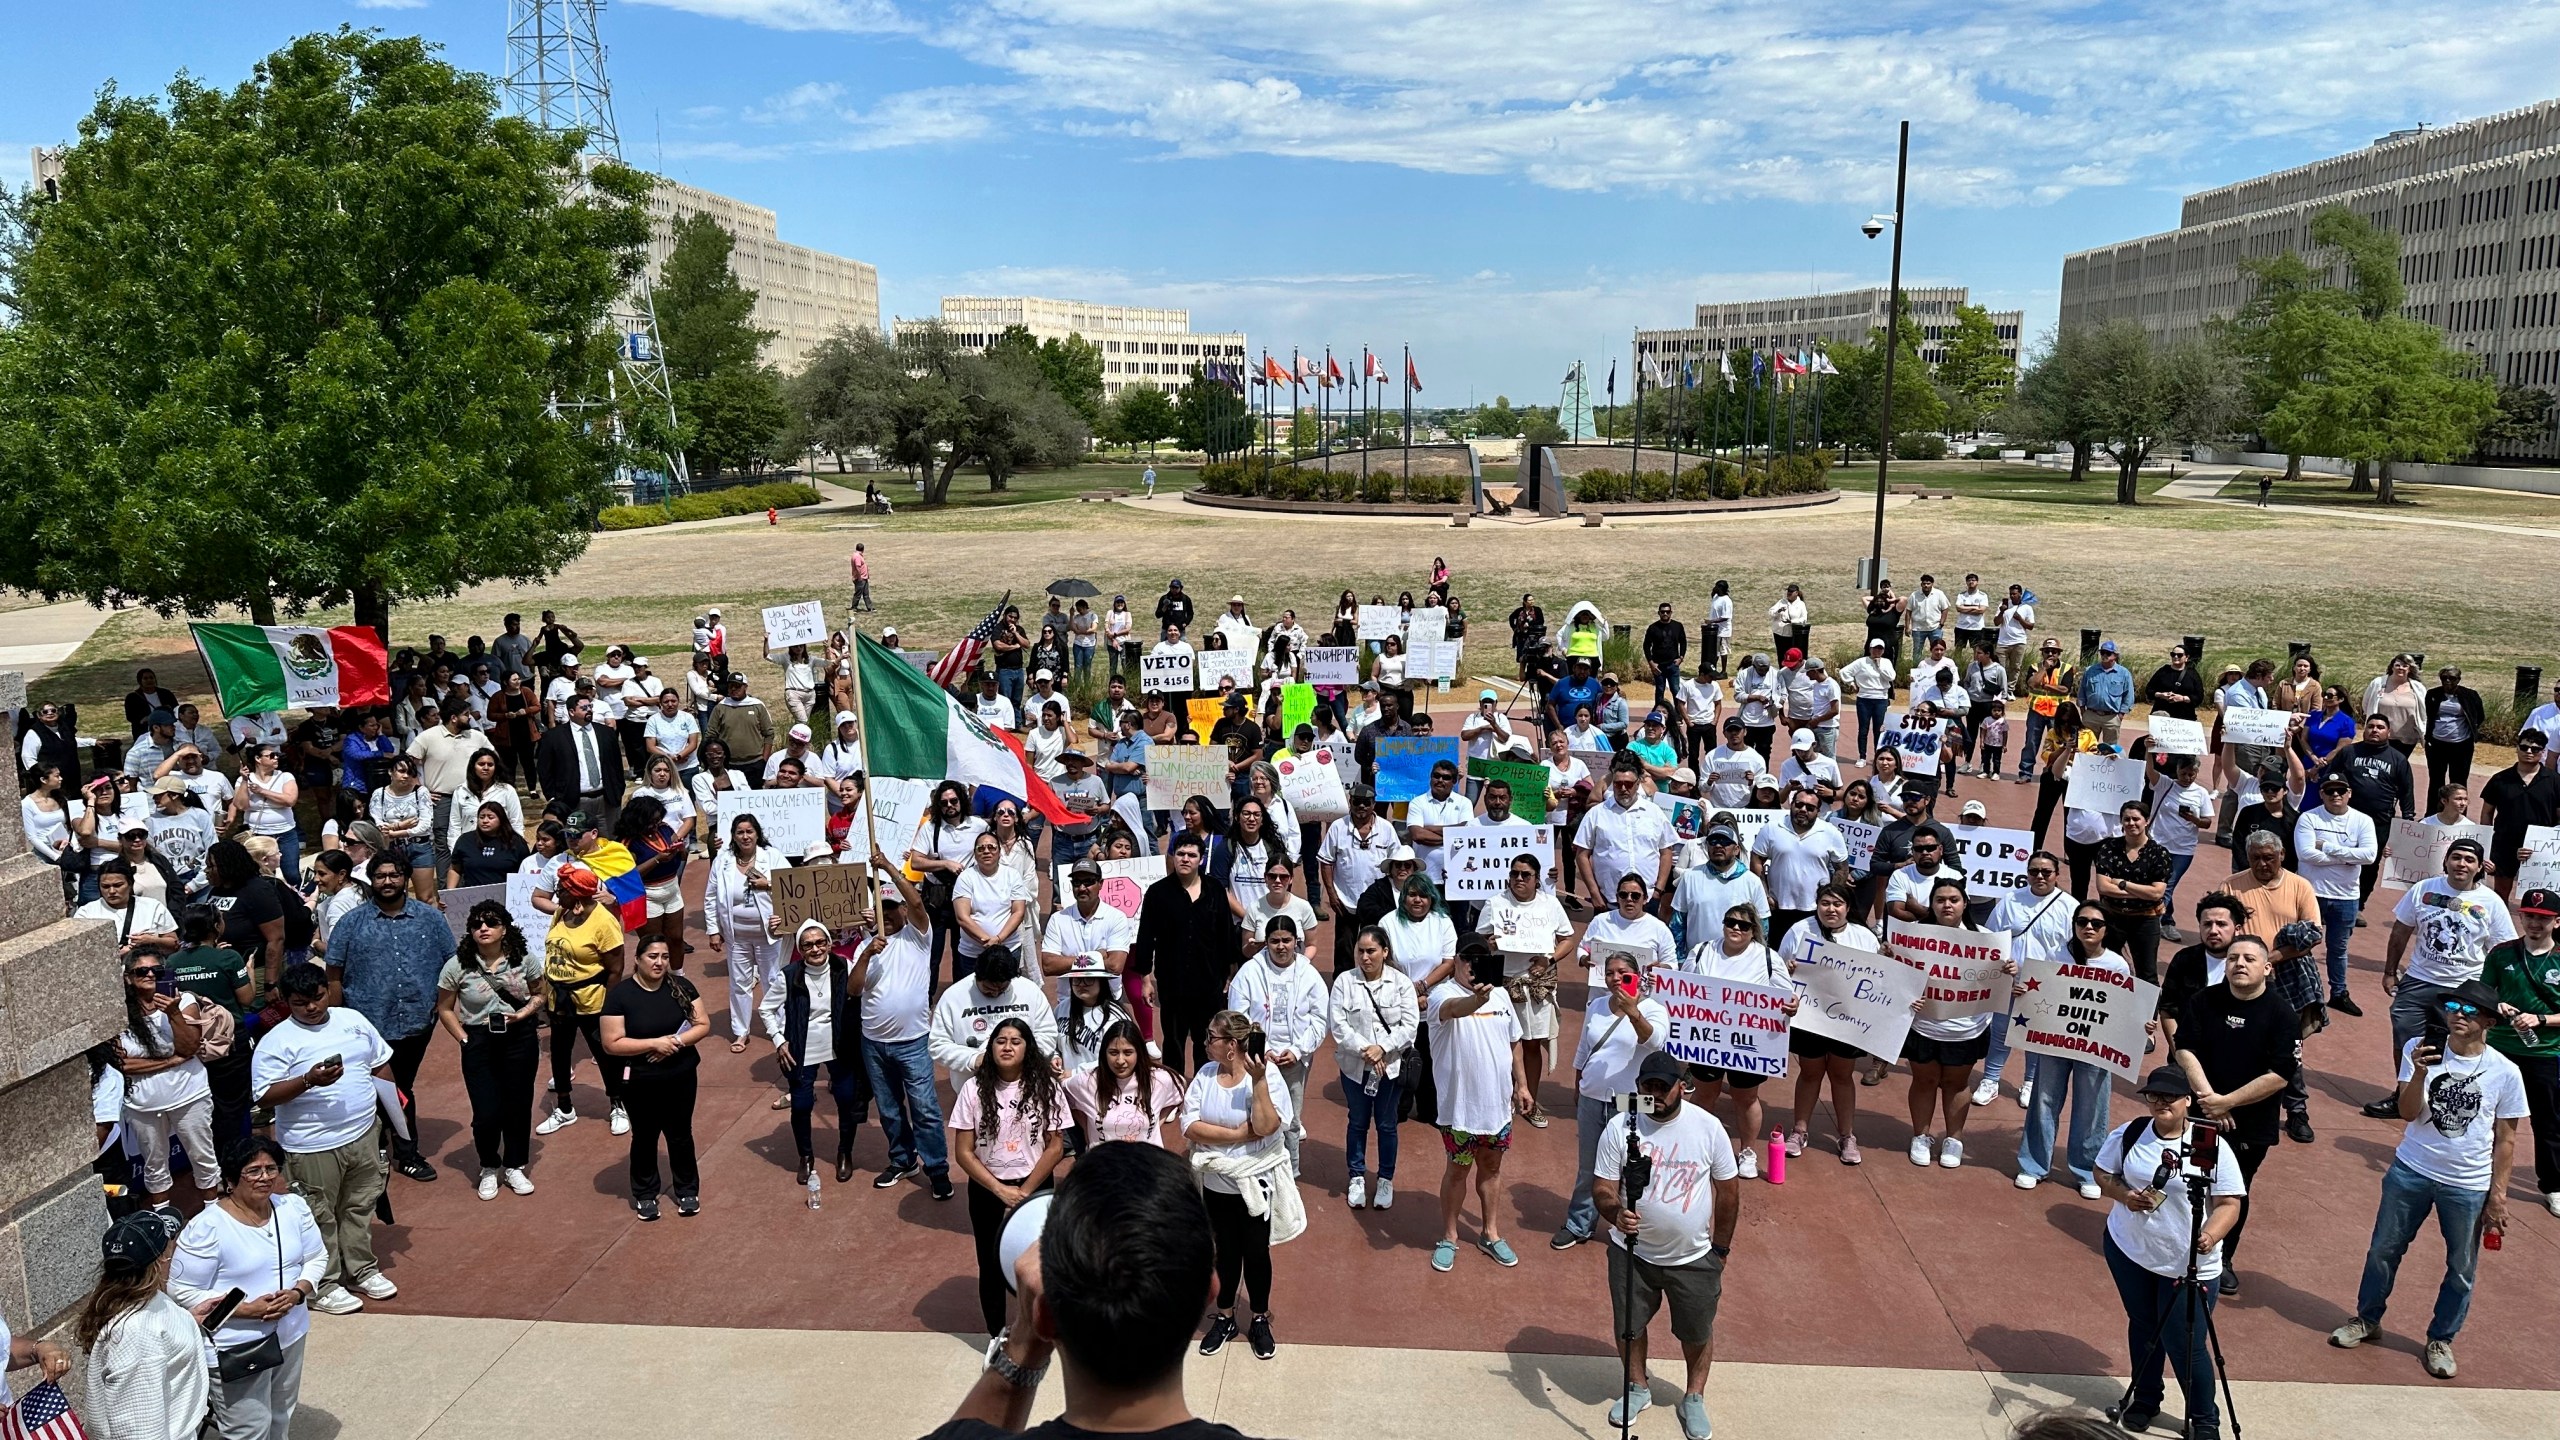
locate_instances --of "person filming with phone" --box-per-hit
[2093,1066,2246,1438]
[1592,1050,1740,1440]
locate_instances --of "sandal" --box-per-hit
[729,1038,749,1054]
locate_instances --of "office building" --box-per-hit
[896,296,1247,399]
[2059,97,2560,457]
[645,177,879,370]
[1634,285,2022,373]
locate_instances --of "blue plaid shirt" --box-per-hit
[331,897,455,1039]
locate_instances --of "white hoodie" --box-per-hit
[1226,954,1330,1065]
[929,975,1061,1078]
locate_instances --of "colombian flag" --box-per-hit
[581,838,648,930]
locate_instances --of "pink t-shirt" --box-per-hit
[1063,1068,1184,1148]
[949,1076,1074,1179]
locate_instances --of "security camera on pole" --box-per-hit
[1858,120,1910,597]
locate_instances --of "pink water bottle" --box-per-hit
[1765,1130,1787,1185]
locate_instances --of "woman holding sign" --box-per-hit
[707,815,785,1052]
[1903,880,2016,1170]
[1682,902,1798,1180]
[1781,883,1881,1164]
[2015,903,2142,1198]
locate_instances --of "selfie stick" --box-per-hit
[1615,1098,1653,1440]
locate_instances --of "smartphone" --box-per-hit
[2421,1011,2450,1061]
[154,969,178,998]
[1241,1029,1266,1062]
[1467,950,1507,987]
[200,1287,247,1333]
[319,1054,343,1072]
[1614,974,1642,1000]
[487,1013,509,1034]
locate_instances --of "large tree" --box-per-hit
[2261,311,2498,503]
[1103,383,1177,456]
[786,321,1086,501]
[1037,334,1106,428]
[0,29,648,634]
[2001,325,2108,481]
[1172,364,1253,458]
[1825,317,1944,453]
[655,211,787,474]
[1936,303,2014,436]
[2075,320,2248,504]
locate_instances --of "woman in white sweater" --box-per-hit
[170,1137,329,1440]
[704,814,786,1052]
[441,749,524,853]
[77,1211,209,1440]
[1329,924,1419,1212]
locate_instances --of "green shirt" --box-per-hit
[168,944,252,1017]
[2483,938,2560,1058]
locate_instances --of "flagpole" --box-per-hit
[1360,347,1371,485]
[848,633,884,911]
[1291,347,1302,462]
[1627,354,1644,493]
[1670,363,1683,490]
[1741,353,1754,475]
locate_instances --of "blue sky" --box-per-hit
[7,1,2558,401]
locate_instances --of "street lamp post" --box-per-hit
[1863,120,1910,593]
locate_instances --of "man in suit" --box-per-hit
[536,694,624,830]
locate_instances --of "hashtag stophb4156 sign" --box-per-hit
[1651,970,1794,1078]
[2011,959,2161,1083]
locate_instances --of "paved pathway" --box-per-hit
[2158,465,2560,538]
[0,598,121,685]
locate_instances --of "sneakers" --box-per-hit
[2218,1270,2240,1297]
[929,1173,955,1201]
[2016,1082,2034,1110]
[2329,991,2364,1017]
[609,1104,631,1136]
[477,1169,500,1202]
[2014,1172,2041,1190]
[1374,1177,1394,1210]
[2423,1340,2457,1379]
[1606,1384,1653,1427]
[2109,1399,2159,1433]
[1347,1176,1367,1210]
[393,1154,438,1183]
[1970,1077,2001,1107]
[2286,1112,2316,1144]
[2328,1316,2379,1349]
[1737,1148,1760,1180]
[1938,1137,1965,1169]
[1478,1237,1520,1267]
[873,1161,917,1190]
[675,1194,700,1218]
[1909,1135,1935,1167]
[535,1107,577,1136]
[1839,1137,1862,1166]
[1679,1392,1714,1439]
[310,1284,364,1315]
[2544,1192,2560,1218]
[353,1271,398,1300]
[503,1167,535,1195]
[1247,1313,1276,1361]
[1199,1313,1238,1356]
[1783,1129,1807,1158]
[1551,1226,1589,1251]
[634,1196,661,1222]
[2078,1180,2103,1200]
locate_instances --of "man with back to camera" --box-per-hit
[925,1142,1256,1440]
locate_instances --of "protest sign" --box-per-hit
[1410,639,1463,683]
[1790,940,1921,1058]
[1357,605,1403,642]
[2520,825,2560,893]
[1465,757,1550,822]
[1835,818,1881,874]
[898,648,937,675]
[718,785,830,858]
[1053,854,1165,920]
[2146,716,2207,755]
[1442,824,1557,899]
[2013,959,2161,1083]
[1665,797,1707,842]
[2064,755,2148,815]
[770,861,873,932]
[1570,748,1616,780]
[1407,607,1448,647]
[854,775,932,856]
[1589,938,1666,981]
[1195,648,1255,693]
[1946,823,2036,894]
[1185,698,1226,737]
[1144,744,1230,812]
[502,872,553,943]
[2219,707,2292,749]
[1375,736,1461,803]
[1880,715,1947,776]
[1652,971,1794,1079]
[439,885,507,943]
[1138,651,1194,694]
[1281,684,1319,736]
[1882,921,2014,1021]
[761,600,828,653]
[1722,807,1785,851]
[2384,818,2495,887]
[1274,749,1348,822]
[1303,647,1360,686]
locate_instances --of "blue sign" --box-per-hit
[1374,736,1461,803]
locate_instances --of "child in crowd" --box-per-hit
[1975,700,2009,781]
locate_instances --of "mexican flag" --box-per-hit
[856,632,1072,823]
[190,624,391,714]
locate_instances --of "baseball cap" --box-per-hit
[1637,1051,1686,1087]
[630,655,651,668]
[1068,858,1105,882]
[1753,771,1783,790]
[1789,728,1815,750]
[1961,799,1988,820]
[146,708,176,727]
[2134,1065,2194,1099]
[1670,766,1698,787]
[835,711,859,729]
[562,812,597,839]
[2445,836,2486,863]
[1034,668,1055,681]
[882,625,899,639]
[148,774,190,796]
[1868,638,1887,650]
[2319,775,2351,792]
[1646,710,1668,726]
[1784,648,1804,663]
[1347,783,1376,802]
[1479,689,1498,703]
[100,1209,182,1277]
[788,723,812,743]
[2098,640,2119,654]
[707,607,722,616]
[1705,822,1739,844]
[1805,657,1828,672]
[2517,887,2559,917]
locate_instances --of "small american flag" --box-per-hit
[928,594,1011,689]
[5,1382,87,1440]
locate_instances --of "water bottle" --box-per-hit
[1765,1129,1787,1185]
[806,1169,823,1211]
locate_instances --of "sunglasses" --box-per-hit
[1072,877,1100,887]
[2073,916,2108,928]
[128,967,166,978]
[472,917,506,929]
[2027,867,2058,878]
[2522,741,2547,752]
[2441,1001,2483,1017]
[1723,918,1756,930]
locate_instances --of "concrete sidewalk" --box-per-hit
[0,598,121,684]
[297,1315,2543,1439]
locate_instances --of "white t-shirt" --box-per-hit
[1427,981,1523,1134]
[643,711,701,762]
[1777,917,1880,965]
[1404,792,1475,886]
[1752,818,1849,909]
[2392,1038,2529,1192]
[1677,676,1723,727]
[117,1010,212,1114]
[1575,993,1671,1098]
[591,663,633,722]
[1683,939,1786,986]
[1907,588,1950,631]
[952,865,1030,958]
[794,962,838,1067]
[75,894,179,941]
[1703,745,1759,809]
[1595,1101,1739,1266]
[1582,909,1678,974]
[1884,861,1966,914]
[2096,1118,2247,1282]
[2390,878,2517,987]
[1181,1065,1294,1193]
[1383,910,1457,988]
[1708,594,1733,638]
[1953,589,1992,634]
[2149,777,2214,856]
[250,1008,394,1154]
[1734,669,1779,727]
[1672,865,1770,949]
[1995,601,2036,648]
[1780,753,1840,796]
[861,920,933,1043]
[1040,904,1137,1003]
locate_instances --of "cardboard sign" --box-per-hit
[1790,939,1921,1058]
[2384,819,2495,887]
[1280,684,1319,737]
[1882,921,2014,1020]
[762,600,829,653]
[1947,823,2036,894]
[1144,744,1230,812]
[1652,971,1794,1079]
[1881,716,1947,776]
[2146,716,2207,755]
[439,884,508,943]
[1357,605,1403,642]
[1275,749,1348,823]
[2013,959,2161,1083]
[1196,648,1256,693]
[717,785,831,858]
[2219,707,2292,748]
[770,861,872,931]
[1139,651,1194,694]
[1465,757,1550,823]
[2064,754,2149,815]
[1375,736,1461,803]
[1442,823,1557,899]
[2519,825,2560,893]
[1185,698,1227,737]
[1304,647,1360,686]
[1054,854,1165,920]
[1835,818,1881,873]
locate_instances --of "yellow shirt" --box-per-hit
[545,905,624,1016]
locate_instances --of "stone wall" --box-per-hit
[0,672,120,1390]
[1549,444,1732,476]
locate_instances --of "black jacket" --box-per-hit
[1153,589,1194,634]
[2144,665,2205,722]
[1643,618,1688,668]
[535,721,626,811]
[1127,873,1239,1008]
[779,956,868,1074]
[2420,684,2484,741]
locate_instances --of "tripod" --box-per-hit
[2113,1130,2242,1440]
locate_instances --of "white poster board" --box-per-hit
[1835,818,1881,874]
[853,775,933,858]
[2219,707,2292,749]
[1790,940,1921,1058]
[1055,854,1165,921]
[1303,647,1359,686]
[2146,716,2207,756]
[2064,755,2149,815]
[2383,819,2494,887]
[1882,921,2014,1021]
[2519,825,2560,893]
[1441,824,1558,899]
[503,872,553,943]
[1274,749,1349,823]
[1143,744,1230,812]
[717,785,831,858]
[1946,824,2036,895]
[2013,958,2162,1083]
[1139,651,1195,694]
[1652,972,1794,1079]
[1357,605,1403,641]
[1880,716,1947,776]
[761,601,829,654]
[1195,649,1255,693]
[439,884,508,943]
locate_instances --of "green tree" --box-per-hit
[0,29,647,635]
[1037,334,1106,428]
[2074,321,2248,504]
[2000,325,2108,481]
[1826,323,1943,454]
[2261,312,2497,504]
[654,211,787,475]
[784,321,1086,501]
[1473,395,1521,438]
[1937,303,2013,435]
[2481,380,2557,452]
[1105,383,1177,456]
[2223,206,2406,483]
[1172,365,1253,457]
[1520,409,1566,446]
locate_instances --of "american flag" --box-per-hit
[4,1382,87,1440]
[928,594,1011,688]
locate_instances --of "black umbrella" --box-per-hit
[1045,577,1102,598]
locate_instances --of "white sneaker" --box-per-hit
[1908,1135,1934,1167]
[2015,1083,2034,1110]
[352,1271,398,1300]
[1374,1178,1395,1210]
[1737,1148,1760,1180]
[502,1167,535,1196]
[1347,1176,1367,1210]
[2545,1192,2560,1218]
[476,1169,499,1201]
[1970,1077,2001,1107]
[310,1284,364,1315]
[535,1108,577,1136]
[2079,1180,2104,1200]
[1938,1137,1965,1169]
[609,1104,631,1136]
[2014,1172,2040,1190]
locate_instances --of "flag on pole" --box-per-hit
[1405,354,1423,391]
[859,633,1072,823]
[1605,360,1617,401]
[1812,348,1839,376]
[3,1381,86,1440]
[191,624,390,715]
[1773,351,1807,376]
[1261,354,1289,384]
[1718,352,1734,390]
[927,594,1010,688]
[1751,352,1766,380]
[1325,354,1343,386]
[1364,350,1386,382]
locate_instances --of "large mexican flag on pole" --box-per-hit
[856,632,1072,823]
[190,624,391,714]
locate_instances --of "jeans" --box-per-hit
[1051,829,1098,868]
[2317,896,2360,994]
[1855,697,1889,759]
[2104,1233,2220,1432]
[1072,644,1094,681]
[2106,911,2164,983]
[1344,1070,1402,1180]
[996,666,1026,715]
[2019,709,2051,779]
[267,828,303,886]
[2354,1158,2486,1342]
[1981,1009,2044,1092]
[2388,980,2458,1072]
[1909,628,1942,667]
[1564,1092,1614,1239]
[458,1024,540,1171]
[861,1034,948,1178]
[787,1058,871,1159]
[2161,852,2197,926]
[625,1068,699,1203]
[2017,1057,2110,1185]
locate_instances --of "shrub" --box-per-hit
[1893,431,1948,461]
[595,480,821,531]
[1574,469,1627,503]
[1634,470,1672,502]
[1971,444,2003,460]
